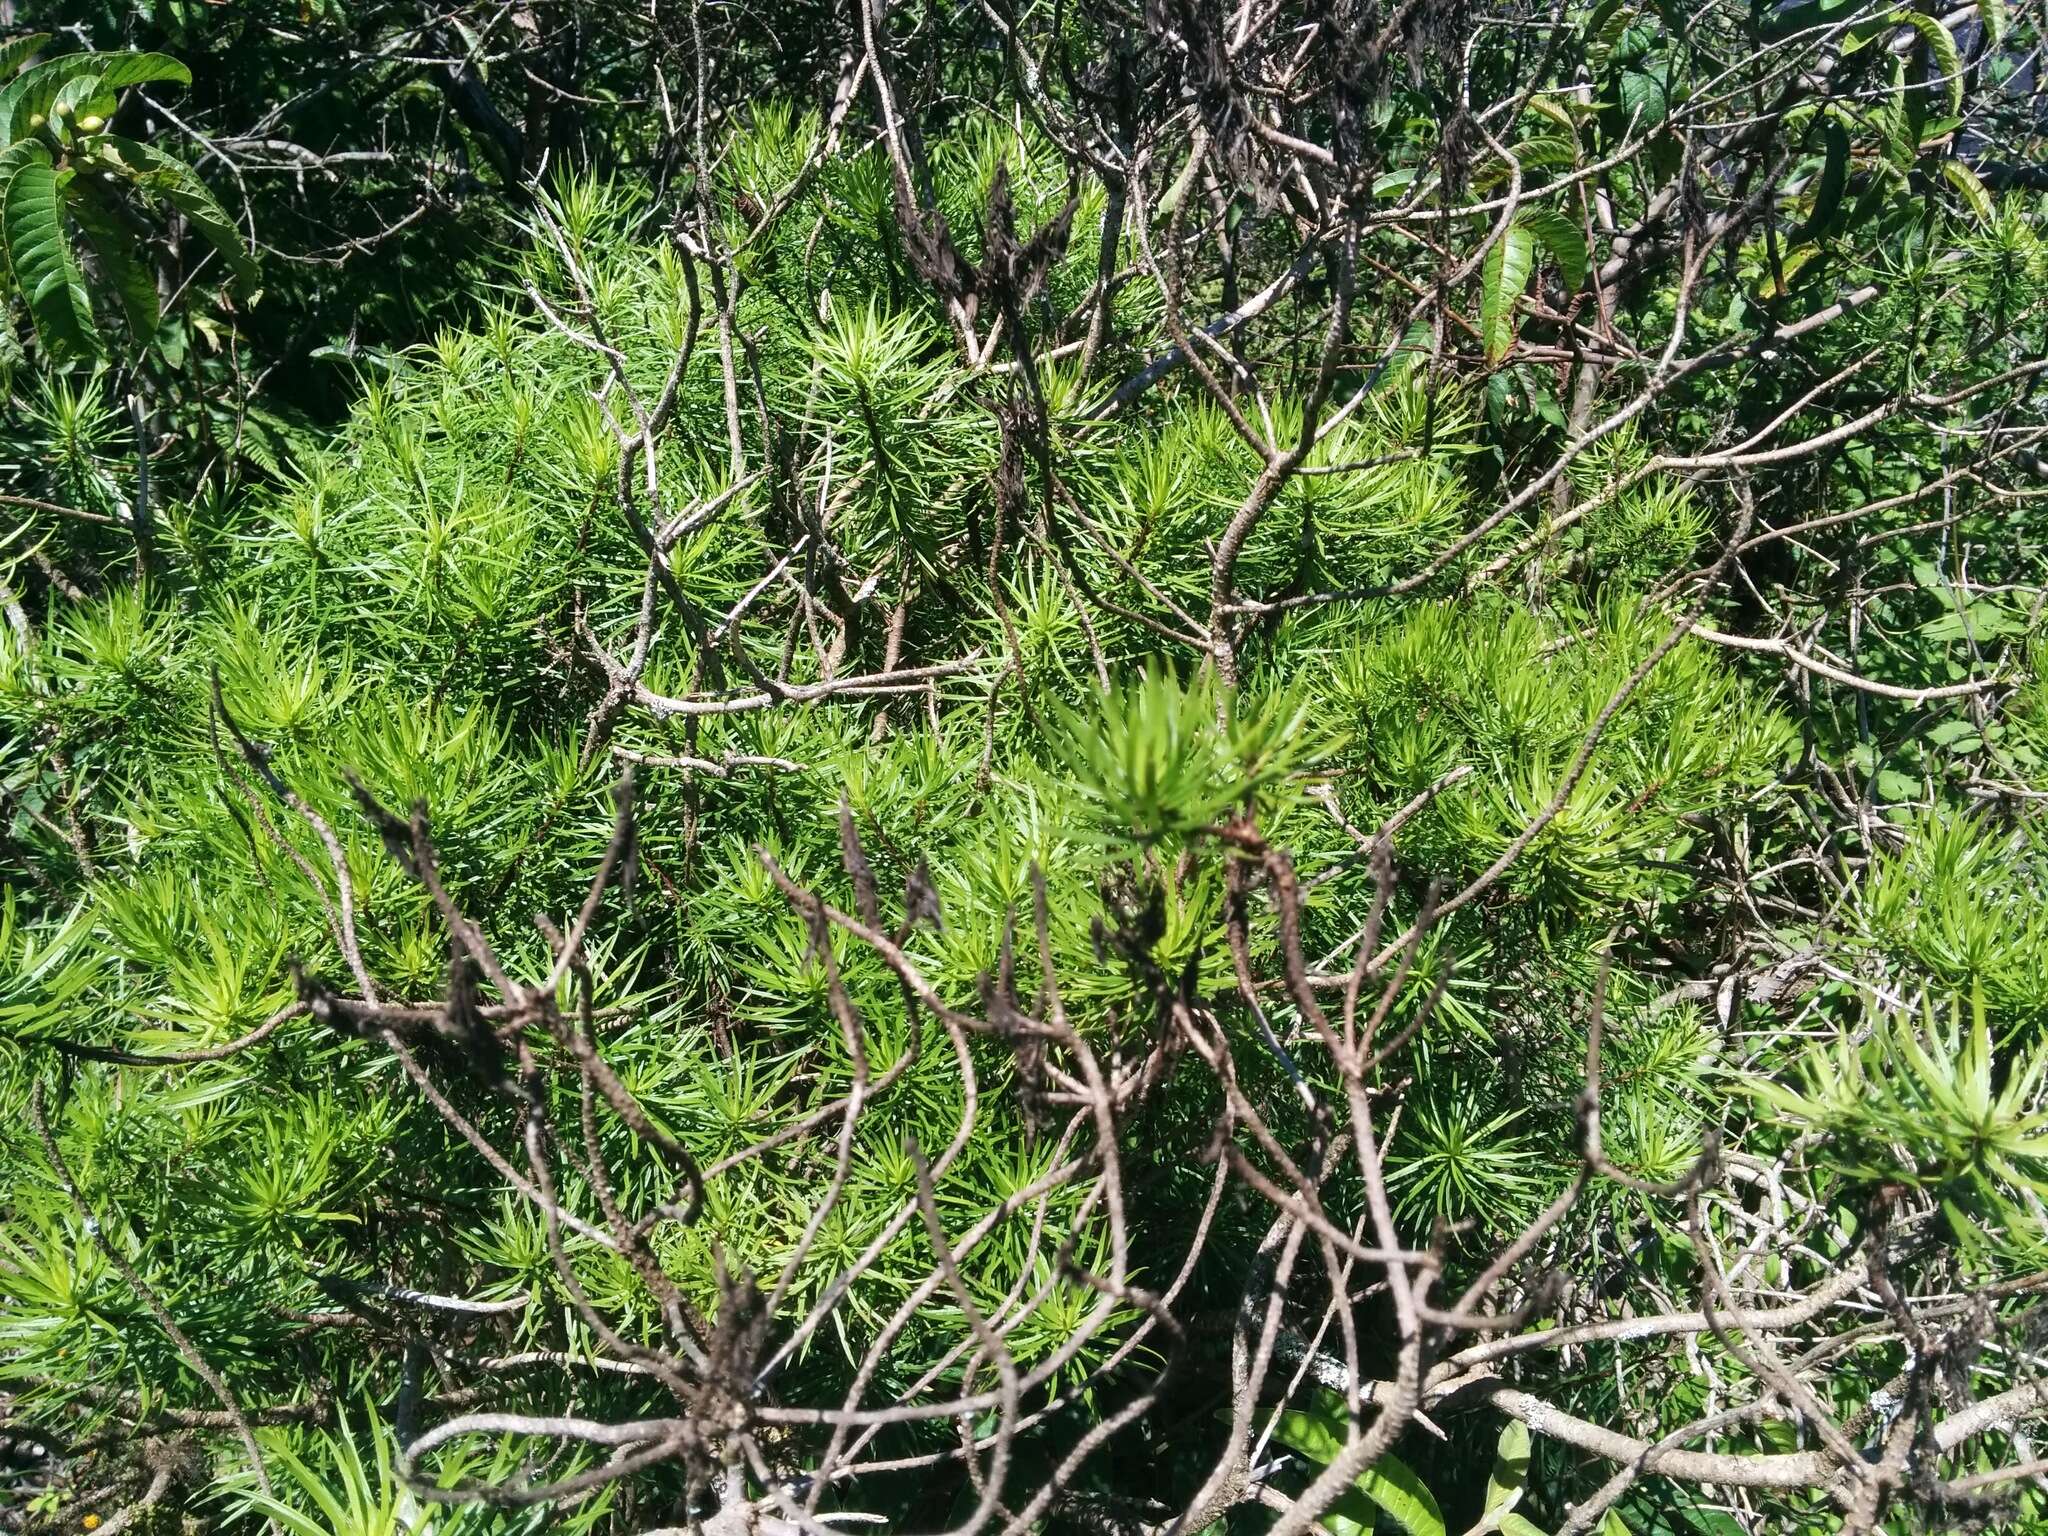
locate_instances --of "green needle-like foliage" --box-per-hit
[3,5,2048,1532]
[1748,993,2048,1207]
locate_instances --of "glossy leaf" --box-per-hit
[3,150,100,358]
[1486,1419,1531,1515]
[0,33,50,81]
[50,73,106,125]
[1518,206,1588,289]
[69,179,159,343]
[1475,136,1581,190]
[97,134,256,286]
[1618,68,1672,130]
[1461,1419,1535,1535]
[0,51,191,142]
[1758,242,1823,298]
[1273,1399,1448,1536]
[1944,160,1996,224]
[1480,219,1536,364]
[1889,52,1931,164]
[1893,10,1965,119]
[1331,1456,1448,1536]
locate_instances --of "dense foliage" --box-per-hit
[4,1,2048,1534]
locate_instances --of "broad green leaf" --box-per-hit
[1518,206,1587,289]
[1461,1419,1535,1534]
[0,51,191,142]
[1893,10,1964,118]
[1920,601,2023,642]
[1610,22,1657,66]
[2,151,100,359]
[50,72,105,126]
[1271,1399,1347,1468]
[1330,1455,1447,1536]
[1480,219,1536,363]
[1943,160,1995,223]
[0,34,50,81]
[1791,119,1848,244]
[0,134,42,202]
[1500,1518,1551,1536]
[1842,12,1903,49]
[1875,768,1920,802]
[1486,1420,1531,1515]
[1881,58,1917,169]
[97,135,256,285]
[68,179,158,342]
[1515,136,1583,173]
[1272,1401,1447,1536]
[1674,1508,1747,1536]
[1476,137,1581,190]
[74,51,193,95]
[1756,242,1823,298]
[452,18,489,81]
[1981,0,2007,46]
[1619,68,1671,130]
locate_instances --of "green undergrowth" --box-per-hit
[4,132,2041,1529]
[0,170,1797,1412]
